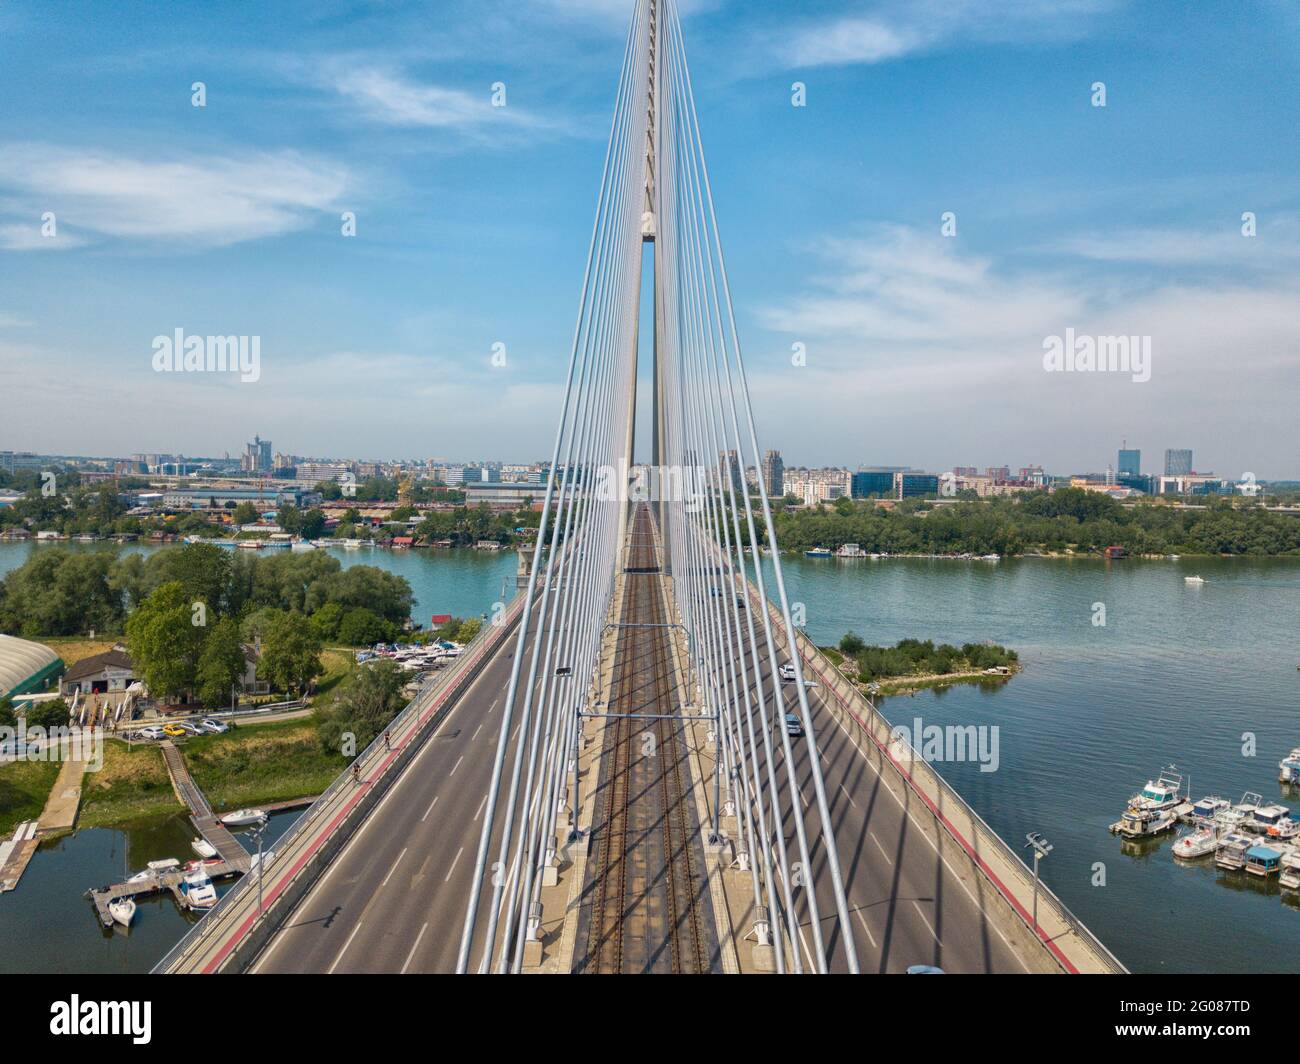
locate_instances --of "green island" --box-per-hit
[819,634,1021,697]
[772,488,1300,557]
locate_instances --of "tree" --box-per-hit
[337,607,394,646]
[126,581,207,700]
[309,602,345,642]
[839,631,865,656]
[25,698,70,731]
[195,617,246,709]
[278,505,303,535]
[300,508,327,539]
[232,502,259,525]
[317,659,407,754]
[260,611,323,695]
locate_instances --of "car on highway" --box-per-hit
[778,663,797,682]
[138,726,166,741]
[162,724,188,738]
[199,719,229,734]
[783,713,803,737]
[906,964,945,974]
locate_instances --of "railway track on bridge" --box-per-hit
[577,504,715,974]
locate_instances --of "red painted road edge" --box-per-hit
[795,638,1081,973]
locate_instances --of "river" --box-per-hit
[1,542,1298,972]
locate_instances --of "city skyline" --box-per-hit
[1,1,1297,477]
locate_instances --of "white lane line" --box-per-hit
[869,831,893,866]
[445,845,465,882]
[400,921,429,974]
[381,847,408,888]
[855,909,878,950]
[472,723,484,742]
[421,795,439,822]
[912,900,942,945]
[327,920,364,974]
[473,793,488,821]
[816,682,1030,972]
[489,697,500,714]
[449,754,465,777]
[839,783,857,809]
[251,612,532,974]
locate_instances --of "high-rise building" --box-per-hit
[720,450,744,495]
[1164,448,1193,476]
[762,450,784,498]
[1118,446,1141,475]
[241,435,272,473]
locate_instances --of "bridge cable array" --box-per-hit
[458,0,859,974]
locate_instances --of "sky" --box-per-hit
[0,0,1297,478]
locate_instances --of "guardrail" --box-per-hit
[152,593,529,974]
[754,591,1127,975]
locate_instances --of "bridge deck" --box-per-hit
[572,504,722,974]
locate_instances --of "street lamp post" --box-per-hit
[250,821,268,920]
[1024,831,1053,935]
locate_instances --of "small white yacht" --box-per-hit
[1184,575,1205,585]
[1279,748,1300,783]
[1190,796,1229,821]
[1230,791,1264,823]
[1116,803,1179,839]
[108,897,137,927]
[220,808,267,827]
[1126,767,1184,812]
[1251,803,1297,838]
[1173,823,1219,859]
[178,868,218,910]
[191,838,218,859]
[146,857,180,872]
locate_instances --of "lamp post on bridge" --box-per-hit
[250,819,269,921]
[1024,831,1053,935]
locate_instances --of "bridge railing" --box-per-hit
[753,589,1127,975]
[152,597,526,974]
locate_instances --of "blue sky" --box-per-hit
[1,0,1297,478]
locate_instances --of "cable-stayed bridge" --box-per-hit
[155,0,1123,976]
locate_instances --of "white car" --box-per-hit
[778,663,798,682]
[199,719,229,734]
[138,726,166,741]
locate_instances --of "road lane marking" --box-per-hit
[401,921,429,974]
[327,920,363,974]
[381,847,407,888]
[421,796,439,822]
[869,831,893,866]
[474,793,488,821]
[838,783,857,809]
[472,723,484,742]
[450,754,465,777]
[912,900,941,945]
[445,845,465,882]
[855,909,878,950]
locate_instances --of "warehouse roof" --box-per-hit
[0,634,64,701]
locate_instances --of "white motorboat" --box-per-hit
[108,898,137,927]
[126,869,155,884]
[1279,748,1300,783]
[1190,795,1229,821]
[1126,767,1184,813]
[146,858,180,872]
[220,808,267,827]
[1184,575,1205,585]
[191,838,218,859]
[1173,823,1218,859]
[178,868,218,910]
[1230,791,1263,823]
[1115,804,1178,839]
[1280,866,1300,890]
[1251,803,1298,839]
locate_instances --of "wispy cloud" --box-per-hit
[771,0,1119,69]
[1056,215,1300,269]
[0,223,86,252]
[0,144,350,249]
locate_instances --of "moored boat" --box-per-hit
[1173,823,1218,859]
[1215,832,1252,871]
[1246,844,1284,877]
[1279,748,1300,783]
[178,867,218,910]
[804,547,832,558]
[108,897,136,927]
[220,808,267,827]
[191,838,218,859]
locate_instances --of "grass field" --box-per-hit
[0,759,61,837]
[40,637,123,668]
[183,717,347,813]
[78,741,182,827]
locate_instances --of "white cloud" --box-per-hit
[774,0,1119,69]
[1056,216,1300,268]
[0,223,86,252]
[0,144,351,248]
[747,224,1300,477]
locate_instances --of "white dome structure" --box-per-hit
[0,634,64,701]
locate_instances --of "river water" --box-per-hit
[1,542,1298,972]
